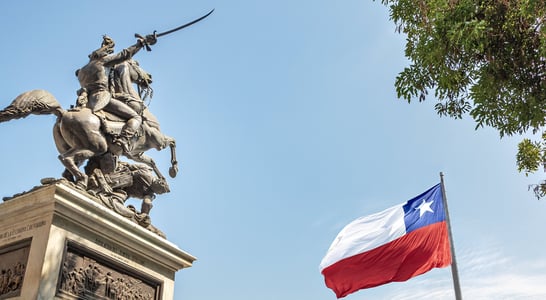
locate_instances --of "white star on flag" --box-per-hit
[415,199,434,217]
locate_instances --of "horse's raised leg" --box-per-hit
[145,126,179,178]
[126,152,166,180]
[166,137,178,178]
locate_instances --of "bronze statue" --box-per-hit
[0,83,178,190]
[0,10,214,235]
[75,35,150,153]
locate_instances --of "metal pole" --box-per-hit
[440,172,463,300]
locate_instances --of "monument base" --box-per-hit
[0,180,195,300]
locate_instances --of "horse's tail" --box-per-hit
[0,89,64,123]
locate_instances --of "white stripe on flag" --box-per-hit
[319,203,406,270]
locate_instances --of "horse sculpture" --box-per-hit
[0,60,178,190]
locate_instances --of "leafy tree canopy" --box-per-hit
[377,0,546,195]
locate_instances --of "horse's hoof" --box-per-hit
[76,175,89,190]
[169,165,178,178]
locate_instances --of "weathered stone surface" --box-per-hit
[0,181,195,300]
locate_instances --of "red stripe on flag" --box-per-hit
[321,221,451,298]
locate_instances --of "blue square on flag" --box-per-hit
[403,184,446,233]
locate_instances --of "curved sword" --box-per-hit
[136,9,214,50]
[156,8,214,37]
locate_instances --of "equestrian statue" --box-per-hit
[0,10,213,236]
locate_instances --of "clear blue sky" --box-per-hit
[1,1,545,299]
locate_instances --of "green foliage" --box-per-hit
[379,0,546,135]
[517,133,546,199]
[517,138,542,175]
[377,0,546,195]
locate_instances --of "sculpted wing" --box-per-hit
[0,89,62,123]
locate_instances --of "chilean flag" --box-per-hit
[320,184,451,298]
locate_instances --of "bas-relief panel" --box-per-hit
[0,239,30,299]
[57,241,162,300]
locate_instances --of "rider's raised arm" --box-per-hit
[104,35,157,67]
[103,42,143,67]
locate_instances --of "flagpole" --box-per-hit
[439,172,463,300]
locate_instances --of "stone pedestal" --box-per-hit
[0,180,195,300]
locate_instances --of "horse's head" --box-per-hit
[112,59,153,101]
[127,59,152,88]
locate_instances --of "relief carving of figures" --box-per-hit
[0,262,26,297]
[59,253,157,300]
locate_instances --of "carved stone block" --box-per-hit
[0,181,195,299]
[57,241,161,300]
[0,239,30,299]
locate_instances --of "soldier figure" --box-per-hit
[75,35,156,152]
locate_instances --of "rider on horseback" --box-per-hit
[75,34,156,152]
